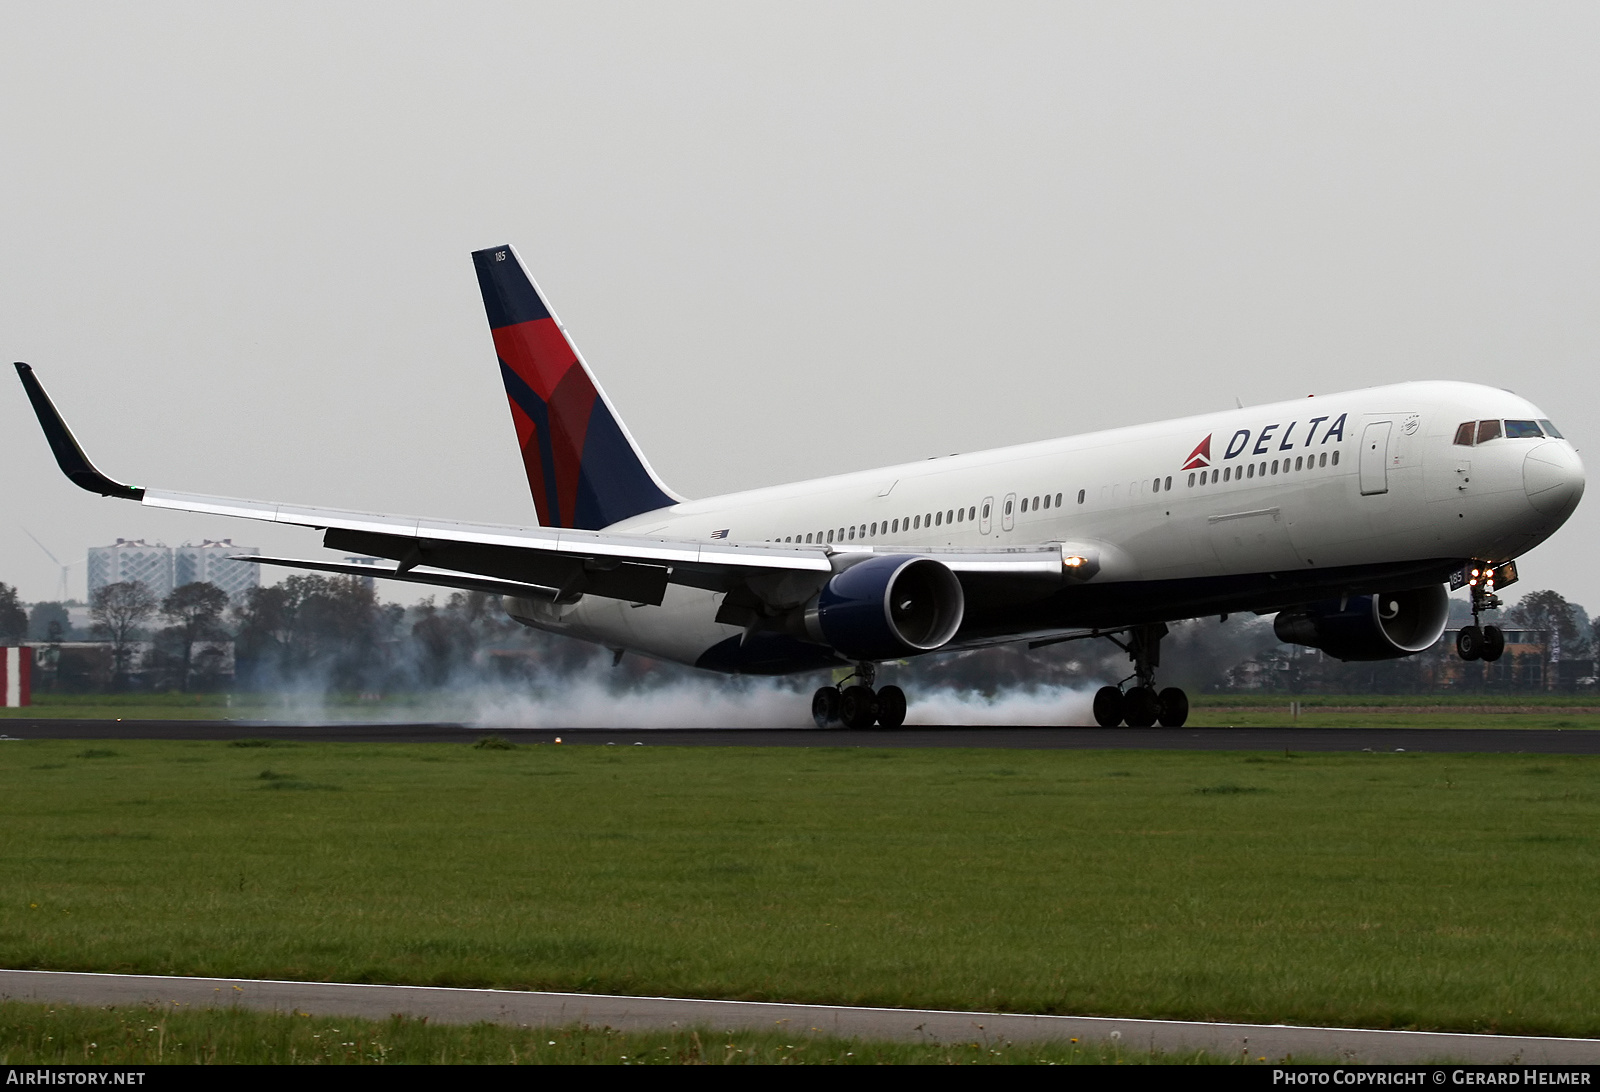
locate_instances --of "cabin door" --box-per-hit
[1359,421,1392,496]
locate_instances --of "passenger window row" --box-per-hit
[770,483,1099,543]
[1014,492,1065,514]
[1186,450,1338,488]
[777,505,982,544]
[762,450,1348,542]
[768,479,1103,544]
[765,445,1361,543]
[1454,419,1562,445]
[765,453,1339,542]
[759,444,1367,542]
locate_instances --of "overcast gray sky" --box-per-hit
[2,3,1595,612]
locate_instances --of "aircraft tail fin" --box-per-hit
[472,246,680,530]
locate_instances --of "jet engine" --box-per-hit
[805,555,965,662]
[1273,585,1450,662]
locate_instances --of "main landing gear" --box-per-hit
[812,663,908,730]
[1456,564,1506,663]
[1092,623,1190,728]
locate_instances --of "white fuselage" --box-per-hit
[508,380,1584,672]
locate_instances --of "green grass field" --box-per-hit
[1186,710,1600,729]
[0,1002,1240,1065]
[1186,693,1600,729]
[1,739,1597,1039]
[1190,694,1600,707]
[0,692,408,721]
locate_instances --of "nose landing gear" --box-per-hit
[1092,623,1190,728]
[1457,563,1507,663]
[812,663,908,729]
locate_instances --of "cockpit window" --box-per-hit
[1539,419,1564,439]
[1476,419,1502,444]
[1454,422,1475,446]
[1505,420,1543,439]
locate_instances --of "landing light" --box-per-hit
[1059,548,1098,581]
[1451,559,1520,593]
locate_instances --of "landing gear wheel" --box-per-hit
[1456,625,1483,661]
[1157,687,1189,728]
[1123,686,1159,728]
[1092,685,1124,728]
[811,686,840,728]
[839,685,879,730]
[1481,625,1506,662]
[876,685,907,728]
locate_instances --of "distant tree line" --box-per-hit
[0,576,1595,696]
[1229,589,1597,695]
[0,584,25,645]
[0,573,624,695]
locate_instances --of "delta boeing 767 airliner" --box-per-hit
[15,246,1586,729]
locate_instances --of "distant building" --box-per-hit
[341,556,384,592]
[174,540,261,602]
[87,539,173,599]
[87,538,260,604]
[1435,628,1555,689]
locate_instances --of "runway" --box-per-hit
[0,969,1595,1063]
[2,719,1599,752]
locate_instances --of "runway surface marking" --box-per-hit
[2,720,1600,752]
[1,969,1596,1063]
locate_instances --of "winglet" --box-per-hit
[13,363,145,501]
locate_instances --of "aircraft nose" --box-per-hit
[1524,441,1585,517]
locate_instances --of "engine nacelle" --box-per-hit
[1273,585,1450,662]
[805,556,965,662]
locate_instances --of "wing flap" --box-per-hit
[245,556,563,601]
[321,528,673,605]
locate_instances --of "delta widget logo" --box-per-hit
[1181,435,1211,470]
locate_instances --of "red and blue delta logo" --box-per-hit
[1181,435,1211,470]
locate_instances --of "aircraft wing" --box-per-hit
[16,363,1069,608]
[142,486,836,605]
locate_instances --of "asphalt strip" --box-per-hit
[6,722,1600,753]
[1,970,1596,1063]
